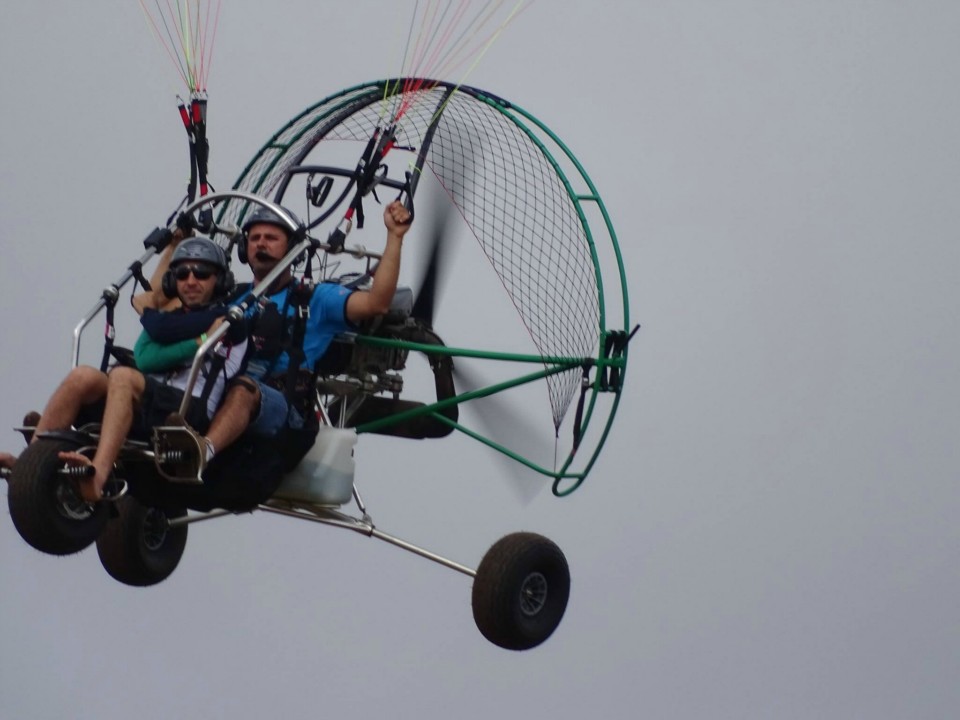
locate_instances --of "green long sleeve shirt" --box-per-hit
[133,330,198,373]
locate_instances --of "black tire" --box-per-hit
[7,438,109,555]
[472,532,570,651]
[96,496,188,587]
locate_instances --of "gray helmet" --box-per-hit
[241,206,300,236]
[162,236,234,301]
[170,236,228,271]
[239,206,302,264]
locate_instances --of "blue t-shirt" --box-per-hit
[243,282,354,380]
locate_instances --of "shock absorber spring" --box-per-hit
[161,450,187,463]
[58,464,95,478]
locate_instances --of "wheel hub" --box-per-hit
[141,509,169,551]
[55,481,94,521]
[519,572,548,617]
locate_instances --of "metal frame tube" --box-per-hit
[72,246,160,368]
[166,509,234,528]
[259,503,475,577]
[367,526,476,577]
[176,500,477,578]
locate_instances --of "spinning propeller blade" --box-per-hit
[452,360,552,505]
[407,192,551,504]
[410,198,456,328]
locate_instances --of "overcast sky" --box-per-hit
[2,2,959,719]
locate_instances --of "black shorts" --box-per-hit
[137,377,211,436]
[75,376,210,439]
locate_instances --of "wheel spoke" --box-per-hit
[142,509,169,551]
[519,572,548,616]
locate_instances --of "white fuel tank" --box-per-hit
[273,427,357,506]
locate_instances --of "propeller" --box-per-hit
[407,188,552,504]
[410,195,456,328]
[451,359,553,505]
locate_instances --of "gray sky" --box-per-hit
[2,2,959,718]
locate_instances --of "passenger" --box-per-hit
[10,236,246,501]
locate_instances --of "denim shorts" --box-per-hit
[250,380,303,437]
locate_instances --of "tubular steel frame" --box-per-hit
[60,80,633,586]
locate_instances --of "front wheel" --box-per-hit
[7,438,109,555]
[472,532,570,650]
[96,496,188,587]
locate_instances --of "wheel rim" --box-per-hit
[519,572,548,617]
[141,509,169,551]
[55,481,95,521]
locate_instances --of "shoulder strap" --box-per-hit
[283,279,315,402]
[197,351,227,411]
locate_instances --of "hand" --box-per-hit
[384,200,412,238]
[196,316,225,346]
[206,316,225,335]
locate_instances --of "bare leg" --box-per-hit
[33,366,110,439]
[60,366,146,501]
[203,382,260,456]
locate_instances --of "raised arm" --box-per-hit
[345,200,412,323]
[132,229,187,315]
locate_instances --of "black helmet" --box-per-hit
[162,236,234,300]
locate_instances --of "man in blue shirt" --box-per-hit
[198,200,412,467]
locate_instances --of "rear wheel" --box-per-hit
[472,532,570,650]
[7,438,109,555]
[96,496,188,586]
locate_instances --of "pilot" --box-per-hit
[193,200,413,470]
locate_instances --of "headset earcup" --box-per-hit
[237,235,248,264]
[161,270,177,299]
[218,270,236,297]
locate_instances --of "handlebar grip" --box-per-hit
[143,227,173,252]
[397,185,415,225]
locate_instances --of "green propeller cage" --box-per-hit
[215,79,631,496]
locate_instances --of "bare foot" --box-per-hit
[57,451,106,502]
[0,452,16,470]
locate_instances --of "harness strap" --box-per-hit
[283,280,314,405]
[99,288,119,373]
[129,260,152,293]
[197,345,228,413]
[571,365,591,455]
[177,99,199,204]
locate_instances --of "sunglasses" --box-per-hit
[173,264,216,281]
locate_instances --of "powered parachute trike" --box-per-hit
[4,5,632,654]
